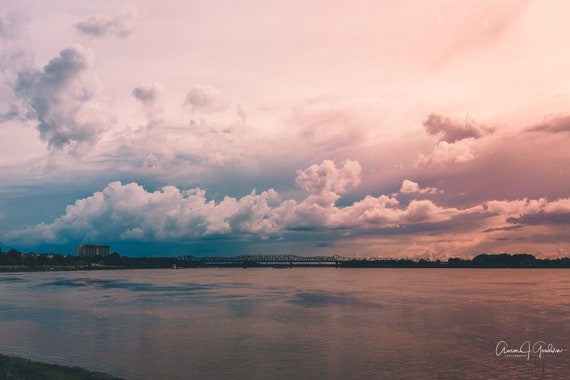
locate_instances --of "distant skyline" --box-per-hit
[1,0,569,258]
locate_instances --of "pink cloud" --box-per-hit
[184,84,229,114]
[526,115,570,134]
[423,113,494,143]
[74,4,143,39]
[399,179,442,195]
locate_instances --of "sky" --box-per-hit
[0,0,569,258]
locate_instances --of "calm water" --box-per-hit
[1,268,570,379]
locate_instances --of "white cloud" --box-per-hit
[399,179,442,195]
[400,179,420,194]
[415,140,477,166]
[295,159,361,207]
[485,198,548,216]
[414,113,496,167]
[15,181,281,244]
[544,198,570,213]
[7,160,489,245]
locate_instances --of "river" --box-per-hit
[1,268,569,379]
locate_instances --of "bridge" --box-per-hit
[180,254,350,267]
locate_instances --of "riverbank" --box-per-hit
[0,354,124,380]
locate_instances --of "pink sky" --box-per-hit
[0,0,569,258]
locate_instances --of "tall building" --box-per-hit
[76,244,110,257]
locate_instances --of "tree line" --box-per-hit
[1,247,570,271]
[340,253,570,268]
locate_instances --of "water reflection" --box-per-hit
[0,268,568,379]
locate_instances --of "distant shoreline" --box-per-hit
[0,353,124,380]
[2,249,570,272]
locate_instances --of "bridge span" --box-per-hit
[180,254,350,267]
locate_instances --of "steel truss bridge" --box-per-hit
[180,254,350,266]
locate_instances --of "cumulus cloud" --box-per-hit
[399,180,442,195]
[18,181,281,243]
[414,113,494,167]
[485,198,548,216]
[74,4,142,38]
[485,197,570,226]
[526,115,570,134]
[332,196,481,230]
[13,45,109,154]
[414,140,476,166]
[184,84,229,113]
[13,161,570,259]
[478,197,570,245]
[295,159,361,206]
[9,160,491,245]
[423,113,494,143]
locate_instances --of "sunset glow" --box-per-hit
[1,0,569,258]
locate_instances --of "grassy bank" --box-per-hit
[0,354,124,380]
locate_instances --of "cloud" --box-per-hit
[132,82,164,127]
[414,113,495,167]
[330,196,481,230]
[7,160,489,246]
[288,100,367,151]
[423,113,494,143]
[0,11,27,40]
[399,179,442,195]
[12,45,110,154]
[489,197,570,227]
[6,157,568,256]
[526,115,570,134]
[74,5,141,38]
[485,198,548,216]
[478,197,570,247]
[507,213,570,226]
[295,159,361,207]
[132,83,163,105]
[236,104,247,125]
[184,84,229,113]
[0,10,33,120]
[15,181,281,244]
[414,140,476,166]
